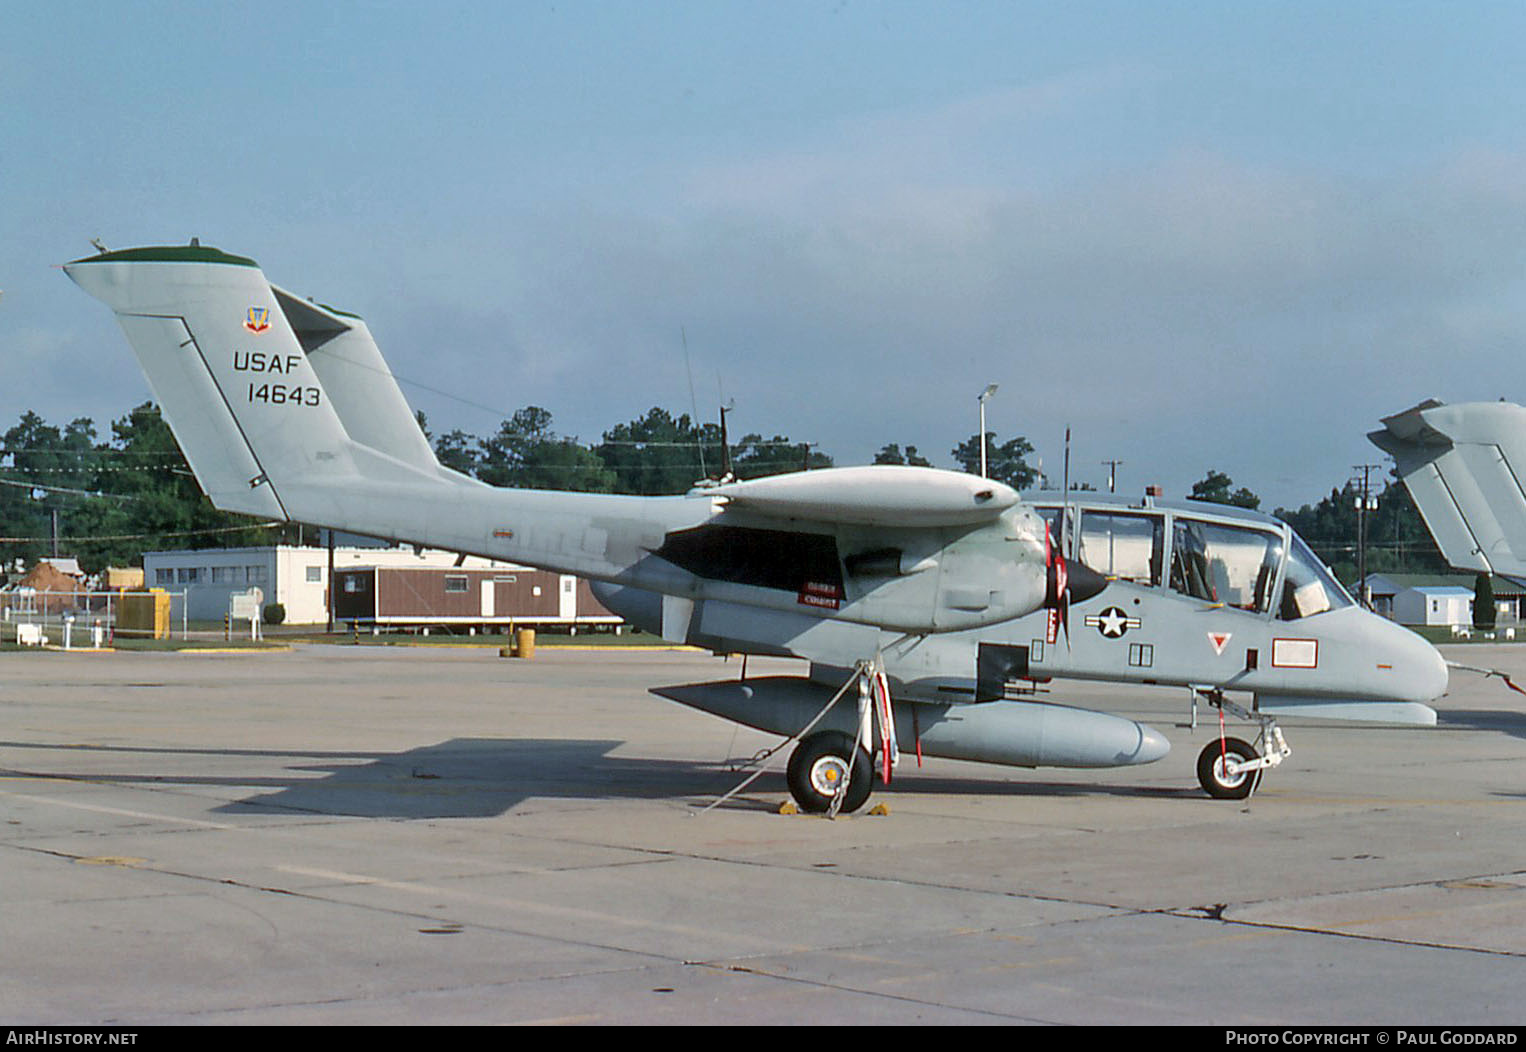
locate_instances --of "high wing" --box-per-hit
[64,244,1087,659]
[1369,399,1526,578]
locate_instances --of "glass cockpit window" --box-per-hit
[1079,511,1163,585]
[1170,518,1283,613]
[1279,533,1353,620]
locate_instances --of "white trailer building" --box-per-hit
[142,545,605,625]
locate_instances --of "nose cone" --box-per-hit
[1353,609,1447,704]
[1135,722,1172,764]
[1066,559,1109,605]
[1398,621,1449,703]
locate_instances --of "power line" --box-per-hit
[0,521,283,544]
[0,476,154,502]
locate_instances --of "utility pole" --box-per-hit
[326,527,335,634]
[1101,459,1124,494]
[1353,464,1379,609]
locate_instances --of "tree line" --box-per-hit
[1187,467,1447,583]
[1,402,1443,583]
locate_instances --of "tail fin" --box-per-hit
[1369,400,1526,577]
[65,244,454,529]
[268,287,452,478]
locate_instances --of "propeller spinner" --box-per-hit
[1044,521,1107,644]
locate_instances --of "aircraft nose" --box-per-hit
[1373,614,1449,703]
[1407,627,1449,703]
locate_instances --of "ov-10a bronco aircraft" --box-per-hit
[66,243,1448,812]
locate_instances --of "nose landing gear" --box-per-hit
[1192,689,1290,800]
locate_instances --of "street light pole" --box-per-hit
[977,384,998,478]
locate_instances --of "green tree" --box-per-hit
[596,408,722,495]
[1473,573,1497,630]
[951,433,1038,489]
[433,428,480,476]
[2,411,102,567]
[1275,475,1446,586]
[1188,469,1260,510]
[0,404,292,573]
[477,407,615,492]
[730,434,832,479]
[79,404,289,570]
[874,443,932,468]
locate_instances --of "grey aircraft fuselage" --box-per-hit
[614,492,1448,726]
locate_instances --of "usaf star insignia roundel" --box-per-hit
[1084,605,1141,639]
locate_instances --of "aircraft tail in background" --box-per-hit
[1370,399,1526,579]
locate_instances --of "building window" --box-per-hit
[444,575,468,594]
[247,566,267,584]
[155,568,173,585]
[306,566,322,583]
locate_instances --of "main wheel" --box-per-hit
[787,732,874,814]
[1197,737,1261,799]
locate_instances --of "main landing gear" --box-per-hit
[780,659,894,816]
[1192,689,1291,800]
[786,731,874,814]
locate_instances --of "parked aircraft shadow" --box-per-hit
[2,737,739,818]
[1,737,1192,818]
[856,771,1199,801]
[0,740,387,762]
[217,738,1192,818]
[218,738,764,818]
[1438,709,1526,741]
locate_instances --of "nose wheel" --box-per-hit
[1191,689,1290,800]
[1196,736,1261,799]
[787,731,874,814]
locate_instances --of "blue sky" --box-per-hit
[5,2,1525,509]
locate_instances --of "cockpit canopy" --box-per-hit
[1034,500,1351,621]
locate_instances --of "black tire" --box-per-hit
[786,732,874,814]
[1197,737,1261,800]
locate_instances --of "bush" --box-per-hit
[263,602,286,626]
[1473,575,1496,630]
